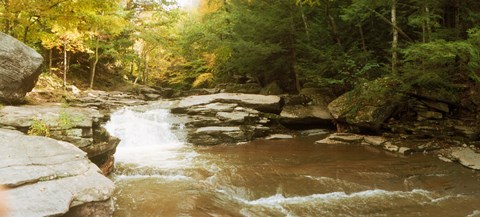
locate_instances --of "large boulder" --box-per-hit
[0,32,43,104]
[0,104,119,174]
[328,78,404,131]
[0,129,114,217]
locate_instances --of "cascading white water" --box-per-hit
[105,105,194,169]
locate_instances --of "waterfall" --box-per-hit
[105,106,189,168]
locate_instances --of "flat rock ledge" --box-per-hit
[172,93,283,114]
[438,147,480,170]
[0,129,114,217]
[315,133,412,155]
[0,104,120,174]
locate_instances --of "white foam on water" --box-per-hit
[230,189,435,211]
[105,107,195,168]
[467,210,480,217]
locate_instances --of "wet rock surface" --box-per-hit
[0,32,43,104]
[0,129,114,217]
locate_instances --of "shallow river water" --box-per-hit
[105,102,480,217]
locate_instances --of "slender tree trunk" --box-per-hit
[63,40,68,88]
[391,0,398,74]
[23,26,29,42]
[422,21,426,43]
[4,0,10,34]
[300,4,310,41]
[323,2,342,48]
[366,7,412,42]
[143,54,148,84]
[425,6,432,42]
[49,48,53,74]
[288,2,300,93]
[358,24,368,54]
[89,37,100,89]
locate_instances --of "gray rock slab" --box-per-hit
[174,93,282,113]
[265,134,294,140]
[451,148,480,170]
[0,129,114,217]
[280,105,333,125]
[196,126,241,133]
[0,104,102,129]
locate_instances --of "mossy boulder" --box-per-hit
[328,77,404,132]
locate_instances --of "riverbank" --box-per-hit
[1,87,480,216]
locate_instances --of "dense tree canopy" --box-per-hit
[0,0,479,93]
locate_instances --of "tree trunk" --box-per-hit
[3,0,10,34]
[323,1,342,48]
[300,4,310,41]
[143,54,148,84]
[63,40,68,88]
[288,2,300,93]
[391,0,398,74]
[49,48,53,74]
[89,37,100,89]
[366,7,412,42]
[425,6,432,41]
[358,24,368,54]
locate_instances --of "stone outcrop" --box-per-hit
[0,104,119,174]
[0,32,43,104]
[315,133,413,155]
[172,93,283,114]
[438,147,480,170]
[327,78,403,132]
[0,129,114,217]
[280,105,333,125]
[172,93,289,145]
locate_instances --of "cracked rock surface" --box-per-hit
[0,129,114,217]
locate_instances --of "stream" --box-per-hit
[105,101,480,217]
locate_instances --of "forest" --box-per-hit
[1,0,479,96]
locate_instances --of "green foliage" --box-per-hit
[28,119,51,137]
[57,110,82,130]
[192,73,215,88]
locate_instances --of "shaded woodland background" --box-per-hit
[1,0,479,97]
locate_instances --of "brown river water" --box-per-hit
[105,102,480,217]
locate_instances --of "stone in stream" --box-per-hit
[265,134,294,140]
[315,133,364,145]
[172,93,283,114]
[449,147,480,170]
[279,105,333,126]
[0,129,114,217]
[0,32,43,104]
[188,126,246,146]
[0,104,119,174]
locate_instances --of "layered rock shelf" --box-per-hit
[0,104,119,174]
[0,129,114,217]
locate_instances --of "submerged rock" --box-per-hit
[0,32,43,104]
[0,129,114,217]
